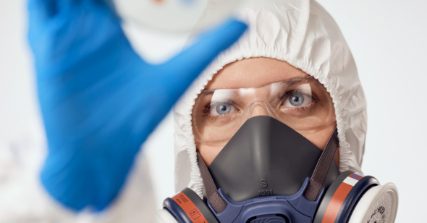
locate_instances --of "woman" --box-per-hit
[24,0,397,221]
[159,0,397,222]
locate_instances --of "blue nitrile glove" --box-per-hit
[28,0,246,211]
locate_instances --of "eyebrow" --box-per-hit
[200,89,215,95]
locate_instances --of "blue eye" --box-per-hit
[284,91,313,108]
[210,102,234,116]
[289,92,304,106]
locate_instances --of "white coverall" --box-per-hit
[0,134,157,222]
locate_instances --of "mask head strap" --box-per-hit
[197,153,227,213]
[304,129,339,201]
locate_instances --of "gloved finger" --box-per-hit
[27,0,78,25]
[160,18,247,96]
[28,0,57,21]
[27,0,113,20]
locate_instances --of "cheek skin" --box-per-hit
[196,123,340,166]
[197,142,225,166]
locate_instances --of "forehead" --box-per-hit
[205,57,310,90]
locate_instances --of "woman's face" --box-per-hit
[193,57,337,165]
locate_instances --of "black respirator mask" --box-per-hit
[164,116,398,223]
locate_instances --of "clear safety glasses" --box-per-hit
[192,76,336,145]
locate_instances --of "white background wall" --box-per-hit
[321,1,427,222]
[1,0,427,222]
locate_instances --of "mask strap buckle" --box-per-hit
[197,153,227,213]
[304,129,339,201]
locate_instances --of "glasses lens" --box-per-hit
[192,77,335,145]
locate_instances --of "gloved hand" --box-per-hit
[28,0,246,211]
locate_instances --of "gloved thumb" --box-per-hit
[159,18,247,96]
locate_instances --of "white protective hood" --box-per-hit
[173,0,367,198]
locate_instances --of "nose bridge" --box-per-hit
[247,101,272,117]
